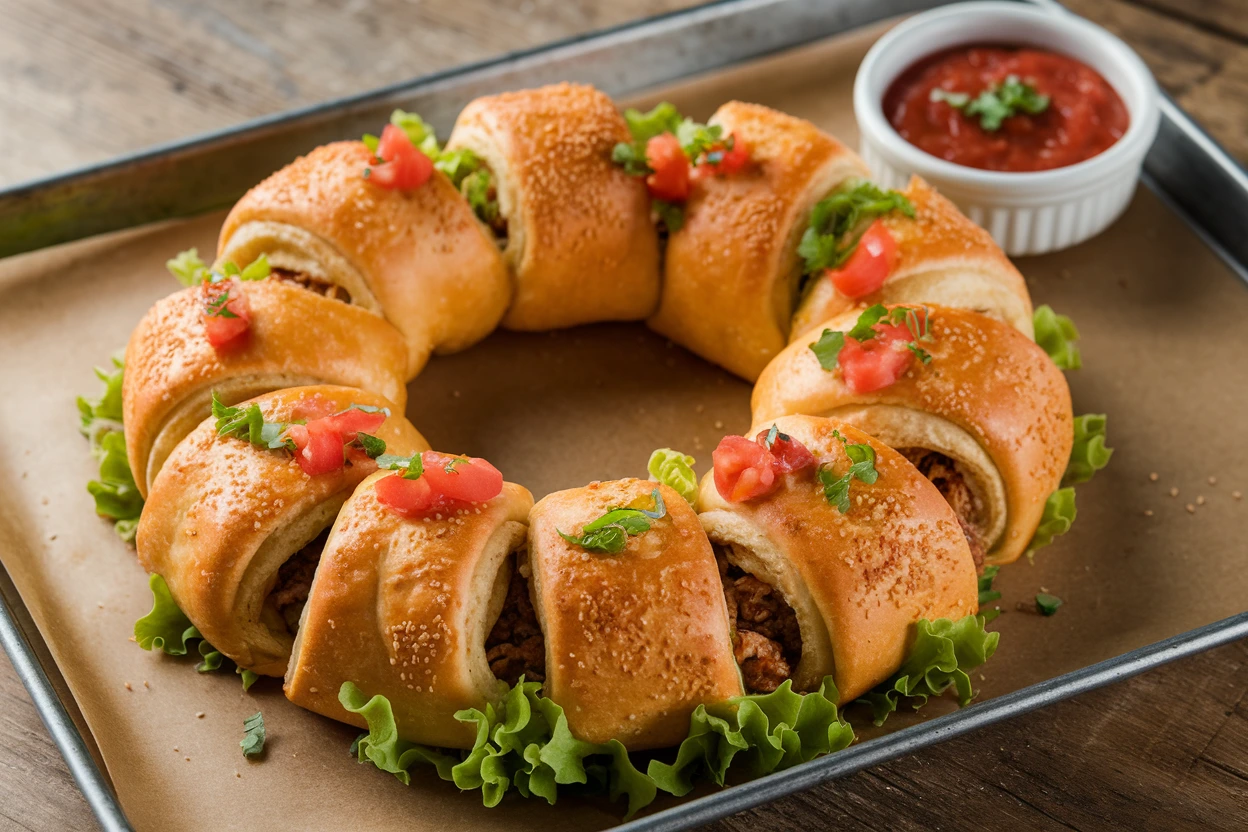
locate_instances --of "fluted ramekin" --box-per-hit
[854,1,1160,256]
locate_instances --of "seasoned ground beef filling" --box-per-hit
[271,267,352,304]
[485,562,545,686]
[717,551,802,693]
[270,528,328,633]
[900,449,986,570]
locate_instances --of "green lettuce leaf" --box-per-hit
[647,448,698,506]
[1033,305,1081,370]
[798,179,914,276]
[79,356,144,542]
[341,679,656,818]
[649,676,853,796]
[1027,487,1077,556]
[196,639,224,672]
[977,565,1002,622]
[1064,413,1112,486]
[857,615,999,726]
[166,248,210,287]
[134,574,199,656]
[87,431,144,543]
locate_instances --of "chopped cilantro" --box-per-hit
[1035,593,1063,616]
[817,430,879,512]
[353,432,387,459]
[797,179,914,277]
[558,489,667,554]
[241,711,266,759]
[930,75,1050,132]
[377,451,424,480]
[211,392,294,451]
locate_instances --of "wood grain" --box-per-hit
[1,0,1246,830]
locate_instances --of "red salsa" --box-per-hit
[884,45,1129,172]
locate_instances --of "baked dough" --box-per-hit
[447,83,661,331]
[218,141,511,378]
[136,385,427,676]
[698,414,979,701]
[648,102,870,381]
[123,279,408,497]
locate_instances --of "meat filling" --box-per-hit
[717,549,803,693]
[271,267,352,304]
[484,559,545,686]
[900,448,986,570]
[270,528,328,633]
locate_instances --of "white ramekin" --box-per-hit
[854,1,1160,256]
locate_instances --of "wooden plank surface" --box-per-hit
[1,0,1246,829]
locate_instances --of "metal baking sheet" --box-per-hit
[1,1,1246,830]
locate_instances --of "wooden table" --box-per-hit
[2,0,1246,828]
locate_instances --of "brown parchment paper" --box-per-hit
[1,21,1246,832]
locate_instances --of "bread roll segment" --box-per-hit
[698,415,979,702]
[753,305,1073,564]
[447,83,661,331]
[123,279,409,497]
[285,477,535,749]
[136,385,428,676]
[527,479,742,750]
[790,176,1034,343]
[648,102,870,381]
[218,141,512,378]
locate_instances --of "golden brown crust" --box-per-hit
[648,102,869,381]
[527,479,742,749]
[218,141,511,377]
[790,176,1034,342]
[136,386,428,676]
[123,280,409,497]
[447,83,661,331]
[698,415,978,702]
[285,477,534,749]
[753,306,1073,564]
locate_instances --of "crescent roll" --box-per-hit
[526,479,742,750]
[446,83,661,331]
[698,415,978,701]
[218,141,511,377]
[648,102,870,381]
[753,306,1072,565]
[136,385,427,676]
[285,475,534,749]
[789,176,1034,343]
[123,279,408,497]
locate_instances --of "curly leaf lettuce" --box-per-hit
[1027,487,1077,556]
[858,615,999,726]
[341,679,656,818]
[1033,305,1082,370]
[1064,414,1112,486]
[648,676,853,796]
[647,448,698,506]
[79,357,143,542]
[134,574,199,656]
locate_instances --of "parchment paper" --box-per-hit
[1,22,1245,832]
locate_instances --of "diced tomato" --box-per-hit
[839,324,915,393]
[644,133,690,202]
[699,132,750,176]
[367,124,433,190]
[201,278,251,351]
[287,419,347,476]
[756,428,815,475]
[375,472,437,516]
[421,452,504,504]
[319,408,386,443]
[827,221,898,299]
[713,435,776,503]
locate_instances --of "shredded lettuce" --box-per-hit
[1065,414,1112,486]
[858,615,999,726]
[556,489,667,555]
[389,109,442,158]
[647,448,698,506]
[134,574,199,656]
[648,676,854,796]
[341,679,655,818]
[1033,305,1081,370]
[1027,487,1077,556]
